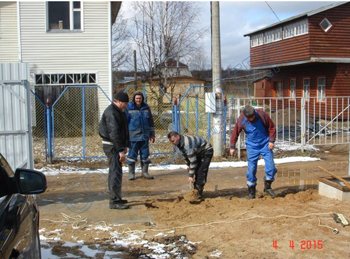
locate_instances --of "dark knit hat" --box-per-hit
[114,91,129,102]
[243,105,255,117]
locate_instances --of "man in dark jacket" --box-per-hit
[126,92,155,180]
[230,105,277,199]
[168,131,213,204]
[99,91,130,209]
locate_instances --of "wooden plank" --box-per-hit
[318,166,350,190]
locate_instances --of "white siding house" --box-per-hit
[0,1,120,113]
[0,2,19,61]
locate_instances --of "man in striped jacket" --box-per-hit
[168,131,213,203]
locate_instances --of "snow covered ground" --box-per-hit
[37,156,320,176]
[40,225,198,258]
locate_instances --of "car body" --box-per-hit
[0,153,47,259]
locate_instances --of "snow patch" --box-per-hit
[38,156,320,175]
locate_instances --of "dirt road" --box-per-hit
[38,148,350,258]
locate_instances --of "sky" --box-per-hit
[120,1,339,69]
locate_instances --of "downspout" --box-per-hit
[108,2,112,99]
[17,0,22,62]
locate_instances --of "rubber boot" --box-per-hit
[264,180,276,198]
[141,162,154,179]
[247,185,256,199]
[128,163,136,180]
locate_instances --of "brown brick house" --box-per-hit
[245,2,350,117]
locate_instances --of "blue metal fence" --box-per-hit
[32,84,227,163]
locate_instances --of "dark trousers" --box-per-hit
[103,144,123,202]
[194,150,213,190]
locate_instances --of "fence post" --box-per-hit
[236,98,241,160]
[195,94,199,135]
[82,86,86,159]
[348,143,350,176]
[142,83,147,102]
[223,96,227,148]
[186,98,189,131]
[207,113,211,141]
[301,97,306,152]
[172,97,180,132]
[45,97,53,163]
[23,80,34,169]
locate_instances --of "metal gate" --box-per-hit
[31,84,111,161]
[0,63,33,170]
[228,96,350,156]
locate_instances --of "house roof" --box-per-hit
[152,75,206,83]
[111,1,122,24]
[159,58,188,68]
[244,2,347,36]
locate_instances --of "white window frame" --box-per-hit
[251,33,264,47]
[263,28,282,44]
[283,19,308,39]
[46,1,84,32]
[250,19,308,47]
[34,73,97,85]
[303,78,310,101]
[319,18,332,32]
[317,77,326,102]
[289,78,296,99]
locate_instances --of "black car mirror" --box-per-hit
[14,169,47,194]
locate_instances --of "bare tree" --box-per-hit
[188,47,210,71]
[112,13,131,71]
[131,1,207,111]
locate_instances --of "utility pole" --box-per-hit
[134,50,137,90]
[211,1,224,157]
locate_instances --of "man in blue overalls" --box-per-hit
[126,92,155,180]
[230,105,277,199]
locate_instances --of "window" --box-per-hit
[48,1,82,31]
[35,73,97,85]
[275,81,283,97]
[317,77,326,101]
[283,19,308,39]
[290,78,296,99]
[263,28,282,44]
[303,78,310,100]
[250,19,308,47]
[251,33,264,47]
[320,18,332,32]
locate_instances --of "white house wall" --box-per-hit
[0,2,19,61]
[19,1,111,112]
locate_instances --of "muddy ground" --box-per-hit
[37,146,350,258]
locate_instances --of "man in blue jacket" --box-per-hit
[126,92,155,180]
[230,105,277,199]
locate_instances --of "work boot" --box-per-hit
[247,185,256,199]
[141,162,154,179]
[189,188,203,204]
[264,180,276,198]
[128,163,136,181]
[109,201,130,210]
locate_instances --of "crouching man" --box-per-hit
[167,131,213,203]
